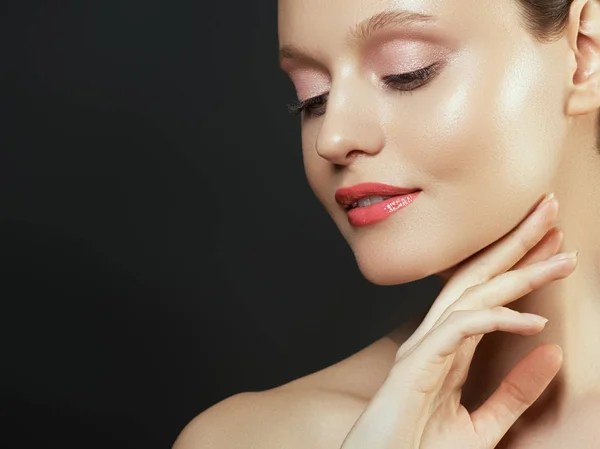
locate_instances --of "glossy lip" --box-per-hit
[346,191,421,227]
[335,182,421,210]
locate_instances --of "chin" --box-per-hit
[352,249,446,286]
[350,236,480,286]
[357,266,429,286]
[338,192,539,287]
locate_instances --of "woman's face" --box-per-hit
[278,0,571,285]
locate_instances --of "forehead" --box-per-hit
[278,0,517,49]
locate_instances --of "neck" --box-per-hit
[459,135,600,426]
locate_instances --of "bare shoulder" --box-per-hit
[281,313,424,399]
[172,387,366,449]
[173,316,422,449]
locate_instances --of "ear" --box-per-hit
[566,0,600,116]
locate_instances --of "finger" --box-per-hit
[440,229,559,392]
[434,192,554,283]
[426,249,575,340]
[451,194,558,286]
[426,308,547,360]
[436,333,484,401]
[471,344,563,448]
[417,194,559,336]
[396,308,548,394]
[396,243,573,363]
[458,250,577,311]
[510,226,563,271]
[425,250,573,396]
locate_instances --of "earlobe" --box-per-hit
[566,0,600,116]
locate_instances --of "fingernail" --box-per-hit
[548,226,563,237]
[549,250,578,261]
[522,313,549,325]
[540,192,555,206]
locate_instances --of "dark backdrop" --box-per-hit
[2,1,440,447]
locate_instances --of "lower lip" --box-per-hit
[347,191,421,227]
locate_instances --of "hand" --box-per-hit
[400,192,564,358]
[340,193,577,449]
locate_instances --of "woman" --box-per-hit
[174,0,600,447]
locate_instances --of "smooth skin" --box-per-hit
[174,0,600,446]
[340,194,575,449]
[174,194,577,448]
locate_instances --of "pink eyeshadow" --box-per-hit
[369,39,445,73]
[288,69,330,102]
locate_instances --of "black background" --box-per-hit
[2,1,440,447]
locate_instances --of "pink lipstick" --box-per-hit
[335,183,421,227]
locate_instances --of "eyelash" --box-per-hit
[286,62,440,118]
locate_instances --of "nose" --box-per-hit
[315,81,385,166]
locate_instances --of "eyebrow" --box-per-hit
[350,9,437,42]
[279,9,437,63]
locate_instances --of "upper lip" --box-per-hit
[335,183,421,210]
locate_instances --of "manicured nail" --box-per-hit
[522,313,549,326]
[540,192,555,206]
[549,251,578,261]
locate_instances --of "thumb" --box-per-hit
[470,344,563,448]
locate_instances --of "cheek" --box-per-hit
[387,48,566,200]
[356,49,568,283]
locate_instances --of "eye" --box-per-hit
[285,62,440,118]
[287,93,329,118]
[382,62,440,92]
